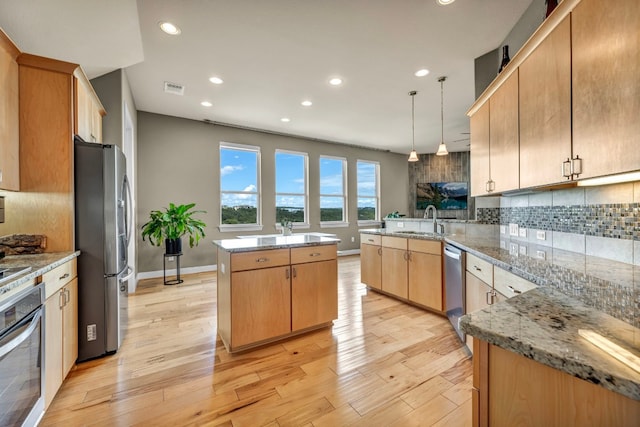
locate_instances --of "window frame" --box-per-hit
[319,155,349,228]
[275,149,310,230]
[218,141,263,232]
[356,159,382,226]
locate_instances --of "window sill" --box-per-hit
[357,220,383,227]
[218,224,264,233]
[320,221,350,229]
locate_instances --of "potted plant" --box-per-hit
[141,203,207,254]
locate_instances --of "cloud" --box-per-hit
[220,165,244,176]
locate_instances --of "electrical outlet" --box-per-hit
[500,240,507,249]
[500,225,507,235]
[536,230,546,241]
[519,245,527,255]
[519,228,527,238]
[167,256,175,262]
[351,236,355,243]
[397,222,404,228]
[509,242,519,256]
[536,250,547,260]
[509,223,519,236]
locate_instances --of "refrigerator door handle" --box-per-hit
[123,175,133,248]
[119,266,134,284]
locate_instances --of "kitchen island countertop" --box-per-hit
[213,233,340,252]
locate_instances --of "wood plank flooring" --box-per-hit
[41,255,472,426]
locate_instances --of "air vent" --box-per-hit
[164,81,185,95]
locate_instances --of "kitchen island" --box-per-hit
[214,234,340,353]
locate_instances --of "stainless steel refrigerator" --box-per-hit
[75,138,133,362]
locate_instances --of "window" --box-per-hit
[319,156,347,225]
[275,150,308,226]
[357,160,380,222]
[219,142,261,229]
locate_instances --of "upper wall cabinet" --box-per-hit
[571,0,640,180]
[519,16,571,188]
[0,29,20,191]
[75,73,105,143]
[470,103,490,197]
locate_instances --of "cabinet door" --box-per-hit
[0,32,19,191]
[75,78,92,142]
[231,266,291,347]
[489,70,519,193]
[291,260,338,331]
[519,16,572,188]
[62,278,78,377]
[408,252,442,311]
[572,0,640,179]
[381,247,408,299]
[360,243,381,290]
[44,291,64,409]
[465,272,492,353]
[470,102,491,197]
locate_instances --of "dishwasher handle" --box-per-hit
[444,246,461,260]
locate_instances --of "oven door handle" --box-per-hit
[0,307,42,359]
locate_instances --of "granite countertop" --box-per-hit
[0,251,80,300]
[213,234,341,252]
[360,228,446,241]
[460,287,640,401]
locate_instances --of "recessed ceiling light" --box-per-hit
[329,77,343,86]
[415,69,430,77]
[437,0,455,4]
[201,101,212,107]
[209,76,224,85]
[281,117,291,122]
[159,21,181,35]
[301,100,313,106]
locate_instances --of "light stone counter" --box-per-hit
[213,234,340,252]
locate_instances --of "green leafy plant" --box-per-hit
[141,203,207,247]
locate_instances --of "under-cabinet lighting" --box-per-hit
[577,171,640,187]
[578,329,640,373]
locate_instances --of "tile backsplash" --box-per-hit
[475,181,640,265]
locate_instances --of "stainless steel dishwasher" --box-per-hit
[444,244,466,342]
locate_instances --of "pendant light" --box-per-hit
[436,76,449,156]
[408,90,419,162]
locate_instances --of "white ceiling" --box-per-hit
[0,0,532,155]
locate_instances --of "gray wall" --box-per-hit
[408,152,473,220]
[136,112,409,273]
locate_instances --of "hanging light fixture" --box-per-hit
[408,90,419,162]
[436,76,449,156]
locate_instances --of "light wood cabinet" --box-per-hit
[489,70,519,194]
[75,73,105,143]
[469,102,490,197]
[217,244,338,352]
[519,15,572,188]
[408,239,442,311]
[572,0,640,180]
[473,340,640,426]
[231,266,291,347]
[44,259,78,410]
[381,236,408,299]
[0,29,20,191]
[360,233,382,290]
[464,272,492,354]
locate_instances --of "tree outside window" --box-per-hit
[220,143,260,225]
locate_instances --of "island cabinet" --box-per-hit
[0,28,20,191]
[381,236,408,299]
[360,233,381,290]
[473,340,640,427]
[216,243,338,353]
[407,239,443,311]
[43,258,78,409]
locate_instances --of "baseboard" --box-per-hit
[338,249,360,256]
[137,264,218,280]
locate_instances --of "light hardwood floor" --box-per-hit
[41,255,473,426]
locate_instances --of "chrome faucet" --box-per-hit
[423,204,438,233]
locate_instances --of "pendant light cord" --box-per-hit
[440,77,445,144]
[410,90,417,151]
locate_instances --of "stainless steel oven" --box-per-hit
[0,284,44,427]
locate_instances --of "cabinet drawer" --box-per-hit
[44,259,77,299]
[360,234,381,246]
[291,244,336,264]
[408,239,441,255]
[231,249,290,272]
[494,267,537,299]
[466,253,493,286]
[381,236,407,250]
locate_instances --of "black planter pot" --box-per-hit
[165,237,182,255]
